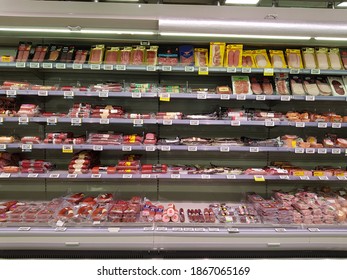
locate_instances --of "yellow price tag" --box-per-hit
[62,145,73,153]
[1,56,11,63]
[160,93,171,102]
[293,171,305,177]
[254,175,265,182]
[313,171,324,177]
[129,135,136,143]
[291,140,297,148]
[198,67,209,75]
[263,68,274,76]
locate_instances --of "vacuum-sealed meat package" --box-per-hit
[303,77,320,96]
[316,77,332,96]
[253,49,271,68]
[269,50,287,68]
[242,50,255,68]
[302,48,317,69]
[104,47,119,64]
[286,49,303,69]
[209,42,225,67]
[328,48,343,70]
[224,44,243,67]
[315,47,329,70]
[232,76,252,95]
[328,76,347,96]
[179,45,194,65]
[194,48,208,67]
[275,73,290,95]
[290,76,305,95]
[89,45,105,64]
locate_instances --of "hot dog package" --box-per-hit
[286,49,304,69]
[224,44,243,68]
[209,42,225,67]
[241,50,256,68]
[302,48,317,69]
[253,49,271,68]
[269,50,287,68]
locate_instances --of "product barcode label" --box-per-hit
[91,174,101,179]
[289,68,300,74]
[171,174,180,179]
[21,144,32,151]
[67,174,77,178]
[0,144,6,150]
[99,119,110,125]
[42,63,53,69]
[27,174,38,178]
[64,91,74,98]
[265,121,275,127]
[201,174,211,179]
[332,148,341,154]
[231,120,241,126]
[15,62,26,68]
[220,146,230,152]
[306,95,316,101]
[162,66,172,71]
[116,65,126,71]
[220,94,230,100]
[318,148,327,154]
[310,69,320,75]
[227,175,236,179]
[300,176,310,180]
[236,94,246,100]
[188,146,198,152]
[38,90,48,96]
[163,119,173,125]
[256,95,266,101]
[332,123,342,129]
[189,120,200,126]
[29,62,40,69]
[103,64,114,71]
[305,148,315,154]
[241,67,252,73]
[6,90,16,97]
[46,117,57,125]
[71,118,82,126]
[90,64,101,70]
[197,93,207,99]
[72,64,83,70]
[161,146,171,152]
[295,122,305,128]
[250,147,259,153]
[280,95,291,101]
[98,90,109,98]
[93,145,103,151]
[226,67,237,73]
[131,92,142,98]
[184,66,195,72]
[318,122,328,128]
[145,146,156,152]
[146,65,156,72]
[295,148,305,154]
[49,174,60,178]
[55,63,66,69]
[122,146,132,152]
[18,117,29,125]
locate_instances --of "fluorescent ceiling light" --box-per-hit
[81,29,155,35]
[315,37,347,41]
[225,0,260,5]
[337,2,347,7]
[160,32,311,40]
[0,27,70,33]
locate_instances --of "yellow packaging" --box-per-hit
[209,42,225,67]
[242,50,256,68]
[194,48,208,67]
[253,49,272,68]
[269,50,287,68]
[315,47,329,70]
[302,48,317,69]
[131,46,146,65]
[286,49,303,69]
[224,44,243,67]
[120,47,132,65]
[328,48,343,70]
[104,47,120,64]
[89,44,105,64]
[146,46,158,66]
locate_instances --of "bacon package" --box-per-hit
[104,47,119,64]
[194,48,208,67]
[131,46,145,65]
[146,46,158,65]
[316,77,332,96]
[20,159,55,173]
[303,76,320,96]
[68,151,100,174]
[290,76,305,95]
[209,42,225,67]
[269,50,287,68]
[16,104,40,117]
[224,44,243,68]
[89,45,105,64]
[87,133,123,145]
[119,47,132,65]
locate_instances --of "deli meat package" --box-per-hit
[290,76,305,95]
[302,48,317,69]
[275,73,291,95]
[131,46,145,65]
[241,50,255,68]
[269,50,287,68]
[194,48,208,67]
[315,47,330,70]
[209,42,225,67]
[316,77,332,96]
[15,42,32,62]
[232,76,252,95]
[253,49,271,68]
[328,48,343,70]
[104,47,119,64]
[250,77,274,95]
[286,49,303,69]
[89,45,105,64]
[328,76,347,96]
[179,45,194,66]
[303,77,320,96]
[224,44,243,68]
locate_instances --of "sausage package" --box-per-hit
[269,50,287,68]
[250,77,274,95]
[242,50,256,68]
[16,42,32,62]
[231,76,252,95]
[286,49,303,69]
[104,47,119,64]
[209,42,225,67]
[32,45,48,62]
[179,45,194,65]
[328,48,343,70]
[194,48,208,67]
[146,46,158,65]
[253,49,271,68]
[315,47,329,70]
[47,45,62,62]
[328,76,347,96]
[302,48,317,69]
[89,45,105,64]
[224,44,243,68]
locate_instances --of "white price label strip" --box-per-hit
[289,68,300,74]
[15,62,26,68]
[0,144,7,150]
[256,95,266,101]
[29,62,39,69]
[141,174,151,179]
[318,122,328,128]
[0,173,11,178]
[184,66,195,72]
[122,146,132,152]
[107,227,120,233]
[49,174,60,178]
[6,90,16,97]
[265,121,275,127]
[332,148,341,154]
[275,228,287,232]
[93,145,103,151]
[220,146,230,152]
[305,148,315,154]
[195,228,206,232]
[67,174,77,178]
[300,176,310,180]
[189,120,199,126]
[295,148,305,154]
[208,228,220,232]
[71,118,82,126]
[19,117,29,124]
[163,119,173,125]
[56,63,66,69]
[319,176,329,180]
[133,119,144,126]
[311,69,321,75]
[72,64,82,70]
[188,146,198,152]
[98,90,109,98]
[220,94,230,100]
[231,120,241,126]
[131,92,142,98]
[90,64,101,70]
[18,227,31,231]
[172,227,183,232]
[228,228,239,233]
[250,147,259,153]
[305,95,315,101]
[91,174,101,179]
[42,63,53,69]
[116,65,126,71]
[318,148,327,154]
[64,91,74,98]
[280,95,291,101]
[227,175,236,179]
[103,65,114,71]
[146,65,156,71]
[279,175,290,180]
[236,94,246,100]
[162,66,172,71]
[201,174,211,179]
[332,123,342,129]
[161,146,171,152]
[46,117,57,125]
[171,174,180,179]
[295,122,305,128]
[197,93,207,99]
[241,68,251,73]
[27,174,39,178]
[21,144,32,151]
[99,119,109,124]
[145,146,156,152]
[38,90,48,96]
[226,67,237,73]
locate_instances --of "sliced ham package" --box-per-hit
[290,76,305,95]
[131,46,145,65]
[316,77,332,96]
[315,47,329,70]
[302,48,317,69]
[224,44,243,68]
[232,76,252,95]
[269,50,287,68]
[275,73,290,95]
[209,42,225,67]
[303,77,320,96]
[104,47,119,64]
[253,49,271,68]
[328,48,343,70]
[286,49,303,69]
[328,76,347,96]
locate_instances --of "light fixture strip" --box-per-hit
[225,0,260,5]
[315,37,347,41]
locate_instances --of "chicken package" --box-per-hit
[194,48,208,67]
[104,47,119,64]
[286,49,303,69]
[328,76,347,96]
[303,77,320,96]
[269,50,287,68]
[73,49,89,64]
[89,45,105,64]
[253,49,271,68]
[179,45,194,66]
[15,42,32,62]
[31,45,48,62]
[146,46,158,65]
[224,44,243,68]
[131,46,145,65]
[316,77,332,96]
[209,42,225,67]
[242,50,255,68]
[328,48,343,70]
[315,47,329,70]
[232,76,252,95]
[250,77,273,95]
[290,76,305,95]
[275,73,290,95]
[302,48,317,69]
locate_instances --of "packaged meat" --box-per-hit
[47,45,62,61]
[1,81,31,90]
[104,47,119,64]
[269,50,287,68]
[179,45,194,65]
[286,49,303,69]
[328,48,343,70]
[316,77,332,96]
[16,42,32,62]
[131,46,145,65]
[31,45,48,62]
[315,47,329,70]
[224,44,243,68]
[21,136,41,144]
[0,55,15,63]
[2,166,20,173]
[328,76,347,96]
[0,136,15,144]
[73,49,89,64]
[89,45,105,64]
[340,49,347,69]
[216,86,232,94]
[290,76,305,95]
[194,48,208,67]
[253,49,271,68]
[303,77,320,96]
[250,77,273,95]
[209,42,225,67]
[275,73,290,95]
[146,46,158,65]
[158,46,179,66]
[241,50,255,68]
[302,48,317,69]
[59,46,75,63]
[17,104,40,117]
[232,76,252,95]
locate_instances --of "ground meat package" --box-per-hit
[232,76,252,95]
[328,76,347,96]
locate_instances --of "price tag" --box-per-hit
[49,174,60,178]
[227,67,237,73]
[116,65,126,71]
[38,90,48,96]
[161,146,171,152]
[337,176,347,180]
[332,148,341,154]
[195,228,206,232]
[131,92,142,98]
[227,228,239,233]
[189,120,200,126]
[295,148,305,154]
[236,94,246,100]
[311,69,321,75]
[318,148,327,154]
[46,117,57,125]
[201,174,211,179]
[305,148,315,154]
[145,146,156,152]
[0,117,3,124]
[28,173,38,178]
[19,117,29,125]
[275,228,287,232]
[265,121,275,127]
[198,67,209,75]
[71,118,82,126]
[143,227,154,231]
[55,63,66,69]
[97,90,108,98]
[15,62,26,68]
[280,95,291,101]
[162,66,172,72]
[264,68,274,76]
[305,95,315,101]
[122,146,132,152]
[146,65,156,72]
[188,146,198,152]
[56,220,65,227]
[184,227,194,232]
[279,175,290,180]
[133,119,144,126]
[163,119,173,125]
[62,145,73,153]
[256,95,266,101]
[156,227,168,231]
[220,146,230,152]
[208,228,220,232]
[160,93,171,102]
[231,120,241,126]
[107,227,120,233]
[254,175,265,182]
[318,122,327,128]
[29,62,40,69]
[308,228,320,232]
[64,91,74,98]
[171,174,181,179]
[90,64,101,70]
[0,144,6,151]
[93,221,101,225]
[241,68,252,73]
[93,145,103,151]
[67,174,77,179]
[250,147,259,153]
[121,174,132,179]
[42,63,53,69]
[313,171,324,177]
[289,68,300,74]
[99,119,109,125]
[103,64,114,71]
[300,176,310,180]
[141,174,151,179]
[185,66,195,72]
[295,122,305,128]
[319,176,329,180]
[197,93,207,99]
[21,144,32,152]
[18,227,31,231]
[227,175,236,179]
[220,94,230,100]
[332,123,342,129]
[6,90,16,97]
[72,64,83,70]
[0,173,11,178]
[91,174,101,179]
